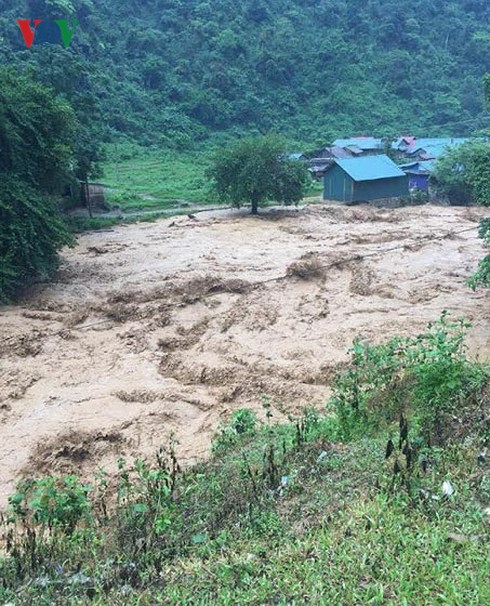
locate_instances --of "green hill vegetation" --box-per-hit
[0,67,75,302]
[1,0,490,148]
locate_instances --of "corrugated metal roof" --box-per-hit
[318,146,352,159]
[392,136,416,150]
[330,146,352,159]
[333,137,384,151]
[332,155,406,182]
[407,138,468,155]
[345,145,364,154]
[400,161,433,175]
[420,160,435,171]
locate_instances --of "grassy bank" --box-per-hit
[1,315,489,605]
[64,205,230,234]
[101,144,214,212]
[100,143,321,215]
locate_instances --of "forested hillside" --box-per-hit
[1,0,489,147]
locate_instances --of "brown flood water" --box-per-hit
[0,203,489,505]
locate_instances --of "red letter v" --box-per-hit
[17,20,42,49]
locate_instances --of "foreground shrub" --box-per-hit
[332,312,489,446]
[469,218,490,290]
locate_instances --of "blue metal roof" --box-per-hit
[400,160,434,175]
[420,160,435,172]
[331,155,406,182]
[407,138,469,156]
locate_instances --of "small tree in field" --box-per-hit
[208,135,310,215]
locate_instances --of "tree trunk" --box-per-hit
[251,195,259,215]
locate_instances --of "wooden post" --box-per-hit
[86,181,93,218]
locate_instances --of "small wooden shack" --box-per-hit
[323,155,409,203]
[80,182,105,210]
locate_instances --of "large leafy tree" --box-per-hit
[0,69,76,193]
[0,67,76,301]
[19,45,106,183]
[432,141,490,206]
[209,135,309,214]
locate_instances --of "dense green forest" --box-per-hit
[1,0,490,148]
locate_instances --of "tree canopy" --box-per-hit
[434,138,490,291]
[432,141,490,206]
[0,68,76,193]
[0,67,75,301]
[209,136,309,214]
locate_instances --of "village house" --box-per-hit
[323,155,409,203]
[405,138,469,161]
[332,137,384,156]
[307,146,354,179]
[399,161,434,192]
[392,136,416,153]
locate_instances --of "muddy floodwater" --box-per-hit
[1,204,490,504]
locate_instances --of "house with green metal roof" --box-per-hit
[323,155,409,203]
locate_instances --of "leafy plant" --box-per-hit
[0,67,76,301]
[432,141,490,206]
[213,409,258,454]
[115,444,179,558]
[0,179,74,301]
[4,475,92,577]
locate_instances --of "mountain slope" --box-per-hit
[1,0,489,145]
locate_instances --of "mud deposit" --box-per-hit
[1,204,489,503]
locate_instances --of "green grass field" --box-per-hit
[102,143,214,211]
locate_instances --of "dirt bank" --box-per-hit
[1,203,489,504]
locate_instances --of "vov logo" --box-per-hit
[17,19,78,48]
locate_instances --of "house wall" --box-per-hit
[359,148,384,157]
[408,174,429,191]
[353,176,409,201]
[81,183,106,208]
[323,165,354,201]
[324,168,409,203]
